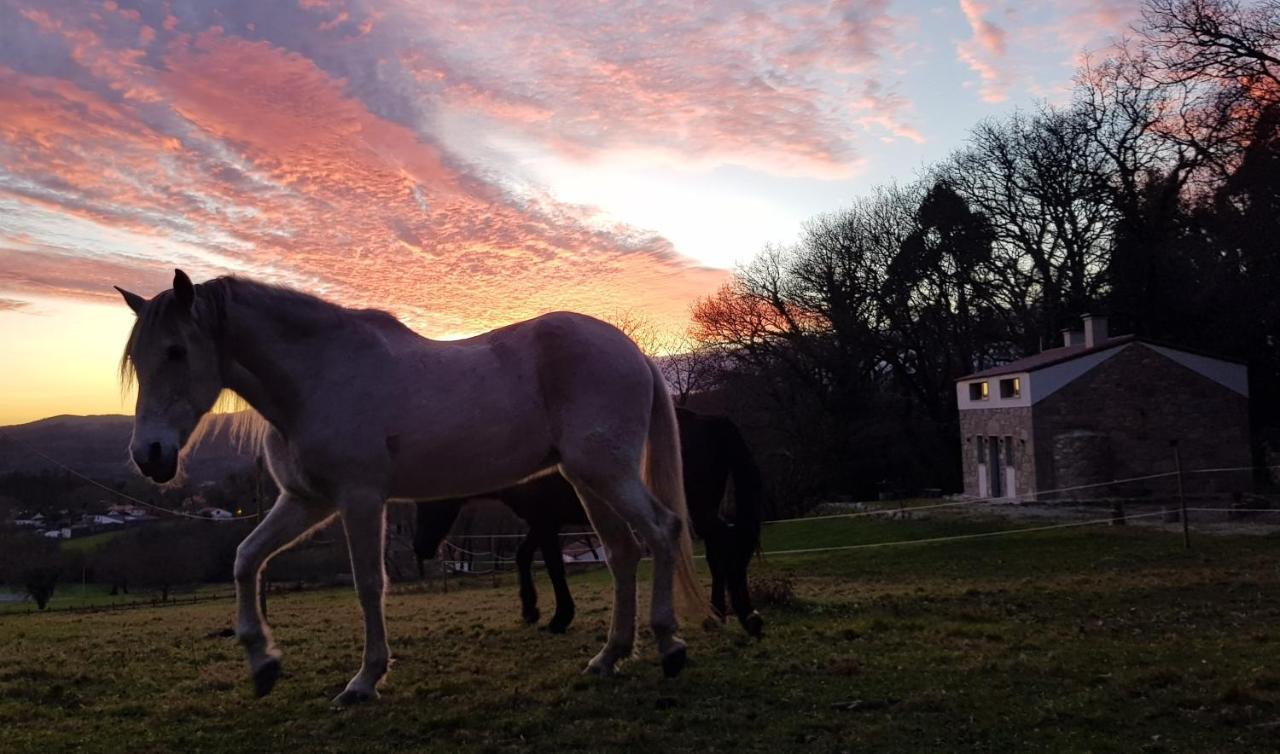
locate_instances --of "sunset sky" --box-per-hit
[0,0,1140,425]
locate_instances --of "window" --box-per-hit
[968,381,989,401]
[999,377,1021,399]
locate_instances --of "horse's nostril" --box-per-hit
[148,441,162,463]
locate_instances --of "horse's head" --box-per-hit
[115,269,223,483]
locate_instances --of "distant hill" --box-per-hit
[0,414,255,483]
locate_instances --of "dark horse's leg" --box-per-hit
[704,527,729,621]
[540,528,575,633]
[515,531,541,624]
[727,534,763,638]
[689,476,763,637]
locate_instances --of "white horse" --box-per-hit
[115,270,706,705]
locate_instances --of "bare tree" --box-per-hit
[603,309,667,356]
[943,107,1116,344]
[1143,0,1280,93]
[602,310,725,405]
[658,341,722,406]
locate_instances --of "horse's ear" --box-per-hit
[173,269,195,313]
[114,286,146,316]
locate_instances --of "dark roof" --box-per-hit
[957,334,1247,381]
[958,335,1137,380]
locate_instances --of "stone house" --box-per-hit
[955,315,1250,501]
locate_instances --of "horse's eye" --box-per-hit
[166,345,187,362]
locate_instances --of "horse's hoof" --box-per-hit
[546,615,572,634]
[252,657,282,698]
[332,687,378,706]
[701,616,722,632]
[743,611,765,638]
[583,652,616,675]
[522,607,541,625]
[661,646,687,679]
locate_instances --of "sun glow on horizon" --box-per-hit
[0,297,137,426]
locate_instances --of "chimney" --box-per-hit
[1082,313,1108,348]
[1061,328,1085,348]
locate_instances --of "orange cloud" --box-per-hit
[0,0,930,343]
[0,16,726,339]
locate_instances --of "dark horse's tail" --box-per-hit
[716,416,765,561]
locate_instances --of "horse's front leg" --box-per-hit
[234,493,335,697]
[515,531,541,624]
[705,529,729,621]
[540,528,575,633]
[334,492,390,706]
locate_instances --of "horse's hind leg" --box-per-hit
[565,471,686,677]
[562,483,640,675]
[540,528,575,633]
[728,555,763,638]
[703,527,729,621]
[334,492,391,706]
[515,531,541,624]
[233,493,334,696]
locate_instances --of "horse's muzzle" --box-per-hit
[133,441,178,483]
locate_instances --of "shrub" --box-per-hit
[749,574,795,606]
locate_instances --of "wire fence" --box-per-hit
[0,589,238,617]
[4,431,1278,612]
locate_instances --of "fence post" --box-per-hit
[1173,440,1189,550]
[1111,500,1126,526]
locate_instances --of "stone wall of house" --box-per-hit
[958,406,1035,498]
[1050,430,1112,494]
[1032,343,1251,499]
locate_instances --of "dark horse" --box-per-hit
[415,407,766,637]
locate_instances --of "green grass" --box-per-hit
[0,583,232,615]
[59,530,123,553]
[2,513,1279,752]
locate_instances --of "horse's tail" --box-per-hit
[644,359,711,625]
[720,417,765,560]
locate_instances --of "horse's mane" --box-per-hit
[202,276,410,338]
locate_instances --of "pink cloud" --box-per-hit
[0,14,727,337]
[854,79,925,143]
[0,0,933,340]
[955,0,1010,103]
[390,1,917,175]
[952,0,1139,105]
[958,0,1008,56]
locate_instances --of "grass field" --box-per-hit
[2,512,1279,753]
[0,582,233,615]
[59,530,124,553]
